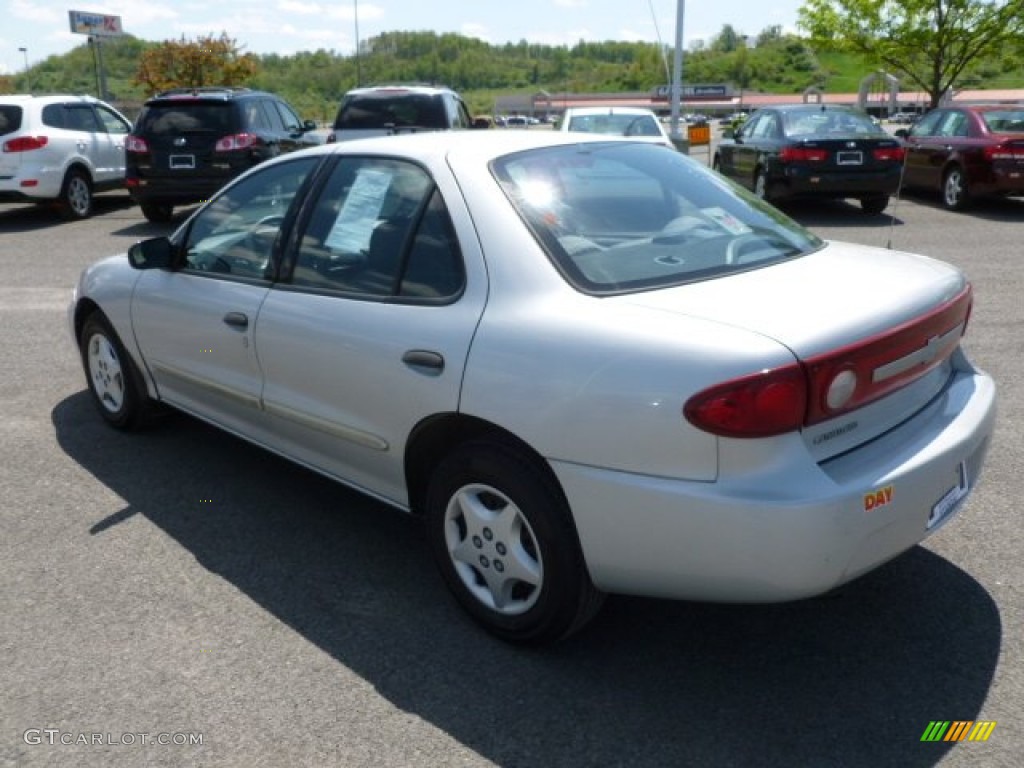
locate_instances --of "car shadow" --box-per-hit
[778,198,907,229]
[53,393,1001,767]
[896,190,1024,222]
[0,193,135,233]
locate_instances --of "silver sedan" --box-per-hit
[70,131,997,643]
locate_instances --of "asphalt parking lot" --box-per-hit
[1,181,1021,767]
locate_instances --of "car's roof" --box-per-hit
[344,84,457,97]
[0,93,105,105]
[564,106,658,117]
[762,104,865,114]
[294,129,637,165]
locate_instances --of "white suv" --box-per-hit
[0,94,132,218]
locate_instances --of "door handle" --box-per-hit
[402,349,444,375]
[223,311,248,329]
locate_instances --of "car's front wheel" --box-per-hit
[79,313,156,429]
[59,169,93,219]
[425,440,604,644]
[942,165,969,210]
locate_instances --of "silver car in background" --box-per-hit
[70,132,996,643]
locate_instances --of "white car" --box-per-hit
[0,94,132,218]
[559,106,675,148]
[70,131,996,643]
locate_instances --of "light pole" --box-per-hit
[18,47,30,92]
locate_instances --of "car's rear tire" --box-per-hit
[860,195,889,215]
[79,313,157,430]
[942,165,969,210]
[59,169,93,220]
[140,203,174,223]
[425,440,604,644]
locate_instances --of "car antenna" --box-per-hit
[886,129,911,250]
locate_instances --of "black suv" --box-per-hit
[327,84,488,142]
[126,87,320,222]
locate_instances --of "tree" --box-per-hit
[711,25,744,53]
[798,0,1024,109]
[134,33,258,93]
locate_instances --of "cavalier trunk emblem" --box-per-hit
[173,137,187,147]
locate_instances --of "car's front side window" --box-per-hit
[494,142,820,294]
[910,111,944,137]
[95,105,130,134]
[182,157,319,279]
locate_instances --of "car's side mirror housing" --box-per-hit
[894,128,910,139]
[471,117,492,130]
[303,119,317,132]
[128,237,174,270]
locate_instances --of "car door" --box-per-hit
[269,99,315,151]
[92,103,131,184]
[902,110,954,190]
[730,112,773,190]
[254,155,487,506]
[130,156,321,436]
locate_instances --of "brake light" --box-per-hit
[684,285,973,438]
[215,133,261,151]
[872,147,905,162]
[3,136,48,152]
[780,146,827,163]
[684,365,808,438]
[125,136,149,153]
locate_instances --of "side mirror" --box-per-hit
[471,117,492,130]
[303,119,317,132]
[894,128,910,139]
[128,237,174,270]
[723,127,735,139]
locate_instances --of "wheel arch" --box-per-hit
[74,300,158,403]
[404,413,569,519]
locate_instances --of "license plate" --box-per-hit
[837,151,863,165]
[928,461,969,529]
[169,154,195,169]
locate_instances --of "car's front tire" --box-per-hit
[79,313,156,430]
[425,440,604,644]
[942,165,969,210]
[59,169,93,219]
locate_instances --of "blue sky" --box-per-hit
[1,1,803,77]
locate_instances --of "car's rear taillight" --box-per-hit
[125,136,149,153]
[3,136,48,152]
[215,133,261,151]
[779,147,827,163]
[685,285,973,438]
[684,365,808,438]
[872,147,906,162]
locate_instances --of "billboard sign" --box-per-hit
[68,10,124,37]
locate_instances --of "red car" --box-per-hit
[897,104,1024,210]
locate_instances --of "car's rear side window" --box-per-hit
[291,157,464,300]
[0,106,22,136]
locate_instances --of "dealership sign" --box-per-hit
[652,84,733,101]
[68,9,123,37]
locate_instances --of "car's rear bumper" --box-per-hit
[552,365,996,602]
[776,166,903,199]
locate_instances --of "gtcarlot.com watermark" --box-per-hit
[23,729,203,747]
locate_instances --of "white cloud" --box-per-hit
[461,23,491,43]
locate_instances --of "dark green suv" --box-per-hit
[126,87,319,222]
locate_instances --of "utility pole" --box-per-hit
[669,0,689,152]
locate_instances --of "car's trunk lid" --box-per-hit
[617,240,971,460]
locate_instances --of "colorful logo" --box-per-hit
[920,721,997,742]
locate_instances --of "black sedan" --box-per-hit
[713,104,905,214]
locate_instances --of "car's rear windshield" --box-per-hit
[784,109,884,138]
[981,109,1024,132]
[335,92,447,130]
[0,105,23,136]
[136,102,233,135]
[492,142,822,295]
[568,113,662,137]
